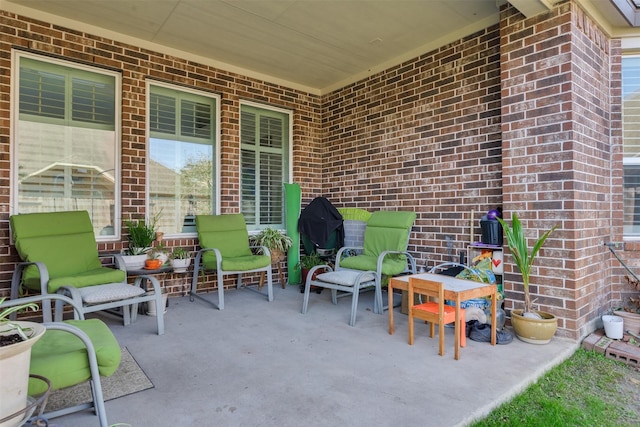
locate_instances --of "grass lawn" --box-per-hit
[471,348,640,427]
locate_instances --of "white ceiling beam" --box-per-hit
[507,0,555,18]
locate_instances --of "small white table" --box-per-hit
[389,273,497,360]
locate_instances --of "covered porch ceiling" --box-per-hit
[1,0,638,94]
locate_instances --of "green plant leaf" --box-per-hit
[497,212,556,313]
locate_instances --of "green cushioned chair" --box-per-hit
[302,211,416,320]
[10,210,164,335]
[190,214,273,310]
[0,294,121,427]
[338,211,416,275]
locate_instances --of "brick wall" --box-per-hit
[499,1,619,339]
[322,26,503,270]
[0,10,323,295]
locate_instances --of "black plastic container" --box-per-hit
[480,220,503,245]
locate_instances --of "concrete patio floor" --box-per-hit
[55,284,577,427]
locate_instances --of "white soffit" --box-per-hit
[507,0,553,18]
[2,0,502,94]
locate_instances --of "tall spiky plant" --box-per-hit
[497,213,557,314]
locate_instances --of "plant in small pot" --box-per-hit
[298,252,324,280]
[170,247,192,273]
[149,243,170,265]
[296,252,326,294]
[497,212,558,344]
[122,214,160,270]
[251,227,293,264]
[0,298,46,426]
[144,251,164,270]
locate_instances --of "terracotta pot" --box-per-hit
[301,268,324,294]
[145,259,163,270]
[301,268,320,285]
[510,309,557,345]
[613,310,640,335]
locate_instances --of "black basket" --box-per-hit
[480,220,502,245]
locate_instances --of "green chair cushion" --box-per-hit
[340,254,407,276]
[28,319,121,395]
[10,211,113,291]
[337,207,372,222]
[197,214,263,270]
[219,254,271,271]
[46,268,126,293]
[340,211,416,276]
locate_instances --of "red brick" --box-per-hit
[606,341,640,367]
[582,329,604,351]
[594,336,613,355]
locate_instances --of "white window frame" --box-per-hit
[10,50,122,242]
[239,100,293,232]
[146,80,221,238]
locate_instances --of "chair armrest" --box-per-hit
[103,253,127,273]
[42,322,97,353]
[377,250,417,276]
[11,261,50,297]
[304,265,333,285]
[194,247,223,271]
[249,245,271,258]
[335,246,364,269]
[133,274,164,295]
[0,293,85,320]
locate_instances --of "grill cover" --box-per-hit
[298,197,344,251]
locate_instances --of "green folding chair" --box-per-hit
[10,210,165,335]
[190,214,273,310]
[302,211,417,325]
[0,294,121,427]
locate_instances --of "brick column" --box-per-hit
[499,1,618,340]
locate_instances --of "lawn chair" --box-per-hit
[190,214,273,310]
[9,210,165,335]
[0,294,121,427]
[302,210,417,325]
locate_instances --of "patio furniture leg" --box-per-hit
[301,276,312,314]
[349,285,360,326]
[217,270,225,310]
[266,268,274,302]
[373,278,383,314]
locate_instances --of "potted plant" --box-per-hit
[122,213,160,270]
[299,251,324,270]
[497,212,558,344]
[170,247,192,273]
[124,217,157,254]
[251,228,293,264]
[149,243,169,265]
[144,251,164,270]
[0,298,46,426]
[296,252,326,293]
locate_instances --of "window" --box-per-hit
[148,83,218,235]
[13,53,119,238]
[623,56,640,236]
[240,103,290,230]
